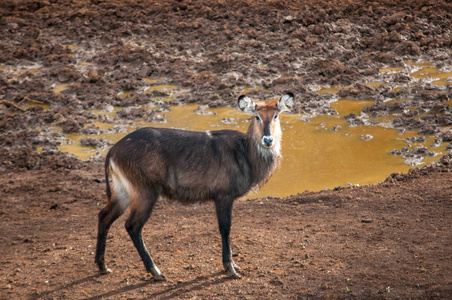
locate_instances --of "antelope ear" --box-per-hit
[277,92,294,112]
[238,95,256,113]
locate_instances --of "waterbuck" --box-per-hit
[95,92,294,280]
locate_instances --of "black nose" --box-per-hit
[262,136,274,147]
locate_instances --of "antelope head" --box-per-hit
[238,93,294,156]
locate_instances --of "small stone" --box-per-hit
[88,68,100,83]
[361,217,373,223]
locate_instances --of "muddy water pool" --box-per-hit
[4,61,451,198]
[58,101,447,198]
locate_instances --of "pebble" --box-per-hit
[361,217,373,223]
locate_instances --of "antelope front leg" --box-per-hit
[215,198,241,279]
[223,261,241,279]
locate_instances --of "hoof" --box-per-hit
[228,271,242,279]
[149,266,166,281]
[224,262,242,279]
[97,261,112,275]
[152,273,167,281]
[99,267,112,275]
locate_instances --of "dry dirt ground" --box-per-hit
[1,157,452,299]
[1,0,452,299]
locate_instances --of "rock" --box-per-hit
[87,68,100,83]
[361,217,373,223]
[80,138,110,148]
[117,107,147,119]
[194,105,216,116]
[221,117,237,125]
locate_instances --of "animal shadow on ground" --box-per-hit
[29,275,102,300]
[31,271,230,299]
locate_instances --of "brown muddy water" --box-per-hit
[5,61,451,198]
[59,101,447,198]
[55,60,452,198]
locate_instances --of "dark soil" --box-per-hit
[1,0,452,299]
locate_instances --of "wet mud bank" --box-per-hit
[1,0,452,171]
[1,0,452,298]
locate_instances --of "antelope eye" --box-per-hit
[273,114,278,120]
[255,115,261,121]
